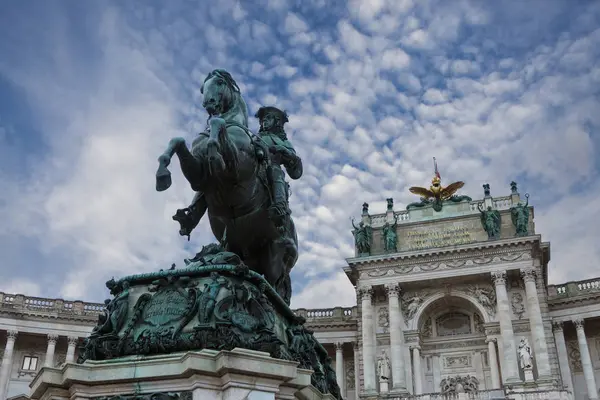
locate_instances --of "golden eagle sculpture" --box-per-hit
[406,158,472,212]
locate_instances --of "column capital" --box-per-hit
[385,283,400,297]
[520,268,536,283]
[357,286,374,301]
[573,318,585,330]
[552,321,564,332]
[410,345,421,351]
[491,270,506,286]
[47,333,59,344]
[6,330,18,340]
[335,342,344,351]
[67,336,79,345]
[485,338,497,344]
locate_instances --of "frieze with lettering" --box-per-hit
[404,226,475,251]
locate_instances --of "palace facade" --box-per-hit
[1,182,599,400]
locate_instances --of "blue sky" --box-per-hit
[0,0,599,308]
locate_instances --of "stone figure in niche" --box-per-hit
[478,203,501,240]
[511,193,530,237]
[351,218,372,255]
[377,350,390,380]
[518,338,533,369]
[511,292,525,319]
[382,215,398,253]
[378,306,390,328]
[254,106,303,232]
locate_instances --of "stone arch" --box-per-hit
[409,291,490,331]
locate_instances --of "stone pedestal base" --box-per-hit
[30,348,336,400]
[524,366,534,382]
[379,379,389,393]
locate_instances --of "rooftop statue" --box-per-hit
[406,157,472,212]
[156,69,298,305]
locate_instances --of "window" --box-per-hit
[435,312,472,336]
[21,356,38,371]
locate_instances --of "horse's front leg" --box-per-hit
[156,137,186,191]
[206,117,226,177]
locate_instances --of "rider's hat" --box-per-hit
[255,106,289,124]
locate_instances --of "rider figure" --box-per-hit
[254,106,303,232]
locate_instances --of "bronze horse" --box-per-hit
[155,69,298,304]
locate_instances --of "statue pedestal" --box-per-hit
[30,348,336,400]
[379,379,389,393]
[523,366,534,382]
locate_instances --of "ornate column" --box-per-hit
[520,268,551,378]
[573,319,598,400]
[353,341,360,395]
[491,271,520,383]
[552,321,573,391]
[0,330,18,399]
[359,287,376,393]
[486,338,501,389]
[385,283,407,393]
[335,342,345,396]
[45,334,59,367]
[411,346,423,395]
[66,336,78,363]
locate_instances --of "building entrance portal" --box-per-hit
[416,296,494,395]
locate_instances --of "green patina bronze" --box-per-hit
[156,69,299,305]
[351,218,372,255]
[79,69,342,399]
[478,203,501,240]
[382,215,398,253]
[511,193,530,236]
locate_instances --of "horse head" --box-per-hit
[201,69,248,126]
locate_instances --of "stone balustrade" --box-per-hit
[293,306,357,321]
[548,278,600,297]
[0,292,103,320]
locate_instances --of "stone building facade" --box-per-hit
[1,183,600,400]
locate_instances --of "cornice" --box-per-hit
[346,235,541,267]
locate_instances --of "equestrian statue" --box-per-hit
[155,69,302,305]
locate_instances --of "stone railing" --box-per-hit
[385,388,568,400]
[293,306,357,322]
[548,277,600,298]
[0,292,104,319]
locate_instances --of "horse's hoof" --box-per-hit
[156,170,172,192]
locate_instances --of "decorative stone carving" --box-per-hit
[377,350,390,380]
[378,306,389,329]
[68,336,79,346]
[465,285,496,317]
[357,287,374,302]
[385,283,400,297]
[518,338,533,369]
[440,375,479,393]
[47,334,58,344]
[491,271,506,286]
[436,312,472,336]
[444,355,472,368]
[573,318,585,330]
[92,392,193,400]
[520,268,536,284]
[511,292,525,319]
[567,341,582,372]
[422,339,482,351]
[7,330,18,340]
[422,317,432,337]
[473,313,484,334]
[346,359,355,389]
[401,292,424,322]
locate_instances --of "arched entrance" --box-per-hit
[413,296,494,394]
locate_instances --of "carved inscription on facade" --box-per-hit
[405,227,475,251]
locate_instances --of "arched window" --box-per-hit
[435,312,472,336]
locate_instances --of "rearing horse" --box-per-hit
[155,69,298,305]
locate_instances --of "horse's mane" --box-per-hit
[201,69,249,127]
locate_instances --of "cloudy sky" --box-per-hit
[0,0,598,309]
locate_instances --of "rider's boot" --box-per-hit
[267,166,289,233]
